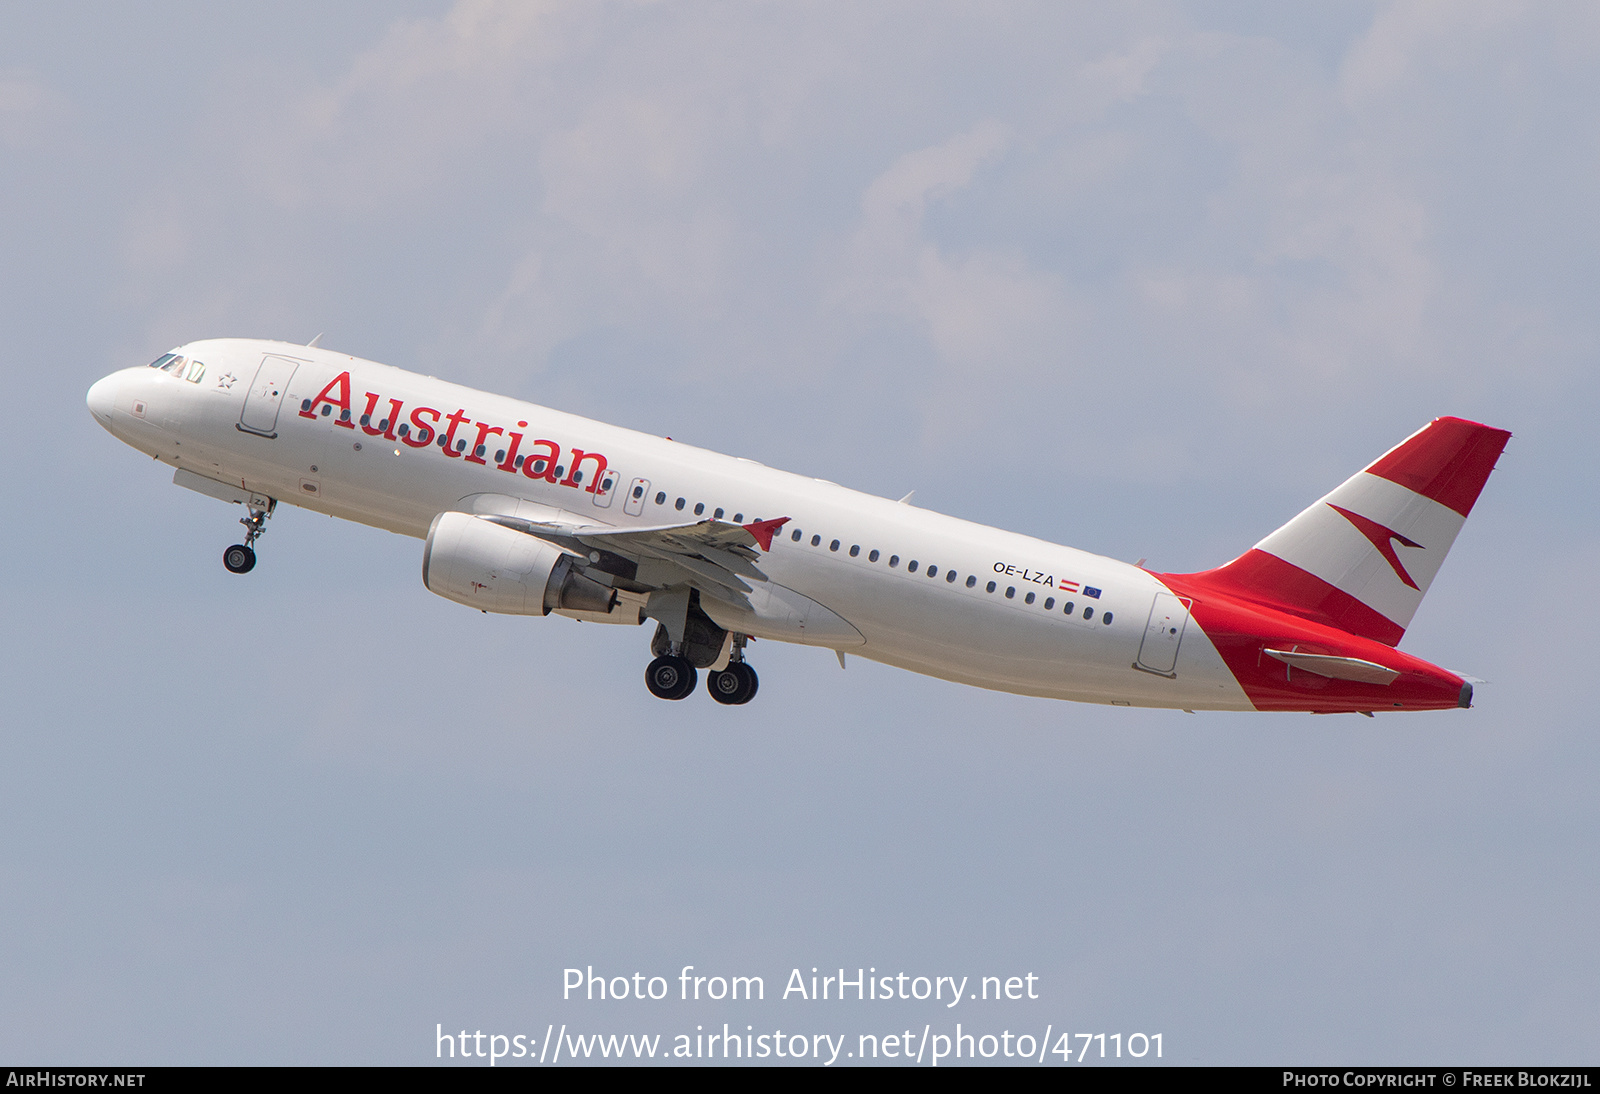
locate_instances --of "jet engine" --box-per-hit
[422,511,616,616]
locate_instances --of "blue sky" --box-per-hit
[3,1,1597,1064]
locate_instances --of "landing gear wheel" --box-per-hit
[223,544,256,574]
[707,662,759,705]
[645,655,697,700]
[226,499,274,573]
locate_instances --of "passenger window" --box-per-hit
[1083,607,1094,620]
[655,492,666,505]
[889,555,900,568]
[1044,597,1054,609]
[555,465,565,477]
[458,439,468,452]
[792,529,802,542]
[495,449,506,463]
[675,498,686,510]
[378,418,389,431]
[907,560,918,573]
[986,581,996,593]
[573,471,584,483]
[360,414,371,426]
[733,514,744,523]
[1025,592,1035,604]
[945,571,957,583]
[1005,587,1015,599]
[869,550,880,562]
[475,444,486,457]
[340,409,351,422]
[399,424,410,437]
[927,565,938,577]
[811,535,821,547]
[321,405,332,416]
[302,399,312,411]
[966,575,976,588]
[1103,612,1113,625]
[694,502,704,515]
[1063,601,1074,614]
[849,545,860,557]
[829,540,840,552]
[713,508,724,520]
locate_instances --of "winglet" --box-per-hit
[742,516,790,552]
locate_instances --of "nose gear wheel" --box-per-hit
[223,498,275,574]
[223,544,256,573]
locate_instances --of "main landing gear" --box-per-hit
[643,651,760,704]
[643,621,760,705]
[645,654,698,701]
[223,498,275,574]
[706,661,758,706]
[706,633,758,706]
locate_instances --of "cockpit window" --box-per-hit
[160,355,188,375]
[149,353,178,370]
[185,360,205,383]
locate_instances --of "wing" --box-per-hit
[477,510,790,605]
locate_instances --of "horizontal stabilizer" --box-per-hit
[1264,648,1400,685]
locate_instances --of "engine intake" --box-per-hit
[422,511,617,616]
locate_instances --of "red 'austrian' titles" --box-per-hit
[299,371,611,494]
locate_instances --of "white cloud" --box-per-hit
[108,0,1600,479]
[0,68,62,148]
[1339,0,1529,102]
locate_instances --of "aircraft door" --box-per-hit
[238,355,301,438]
[592,468,620,508]
[1135,591,1192,676]
[623,477,650,517]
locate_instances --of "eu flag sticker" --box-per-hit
[1083,586,1101,599]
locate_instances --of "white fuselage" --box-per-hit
[88,339,1252,710]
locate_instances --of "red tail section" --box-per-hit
[1154,417,1509,713]
[1168,417,1510,646]
[1364,416,1511,518]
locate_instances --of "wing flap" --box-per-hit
[475,509,786,601]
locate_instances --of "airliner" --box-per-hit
[86,339,1508,712]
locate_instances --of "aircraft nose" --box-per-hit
[86,373,120,426]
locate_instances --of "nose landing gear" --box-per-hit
[223,498,275,574]
[222,543,256,574]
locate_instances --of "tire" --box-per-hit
[223,544,256,574]
[645,655,697,700]
[706,662,758,705]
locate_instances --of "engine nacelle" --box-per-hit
[422,511,617,616]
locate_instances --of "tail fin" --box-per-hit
[1173,417,1510,645]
